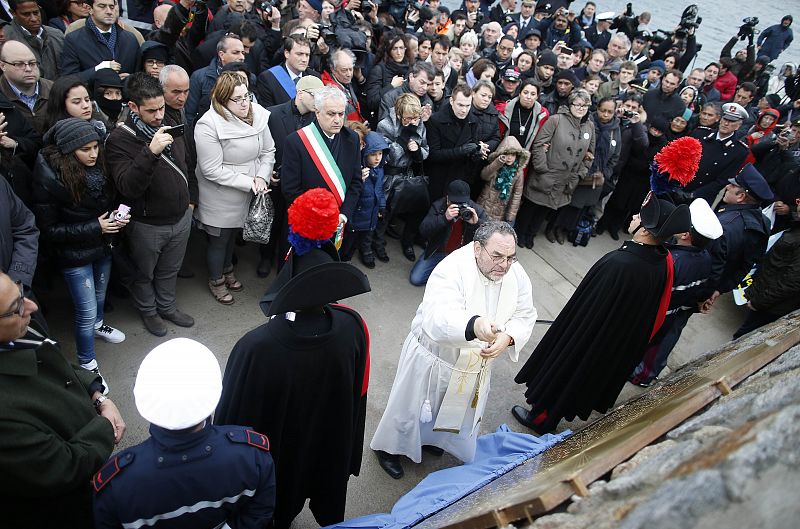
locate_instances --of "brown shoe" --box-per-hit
[222,269,243,291]
[209,278,234,305]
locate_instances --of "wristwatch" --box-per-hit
[93,395,108,410]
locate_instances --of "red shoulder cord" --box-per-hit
[649,250,675,341]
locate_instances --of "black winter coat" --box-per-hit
[60,23,141,82]
[642,87,686,123]
[472,104,502,153]
[745,223,800,315]
[31,152,115,268]
[366,61,410,112]
[425,106,482,200]
[267,100,315,170]
[0,177,38,287]
[0,92,42,206]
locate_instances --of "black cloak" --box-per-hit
[515,241,670,432]
[215,304,369,528]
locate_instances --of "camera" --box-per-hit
[457,203,473,221]
[622,109,637,119]
[738,17,759,40]
[407,1,425,14]
[316,23,338,45]
[258,0,277,13]
[624,2,633,17]
[361,0,380,14]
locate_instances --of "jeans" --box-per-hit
[409,251,446,286]
[125,208,192,316]
[206,227,238,280]
[62,255,112,365]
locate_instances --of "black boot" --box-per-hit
[375,450,403,479]
[545,225,556,243]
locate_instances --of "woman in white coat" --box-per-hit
[194,72,276,304]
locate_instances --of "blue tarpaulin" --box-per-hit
[324,425,571,529]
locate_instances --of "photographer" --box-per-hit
[650,23,698,73]
[751,118,800,189]
[409,179,487,286]
[538,7,582,50]
[462,0,486,32]
[720,24,757,83]
[610,6,651,42]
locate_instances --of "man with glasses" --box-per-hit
[371,218,535,479]
[186,34,245,125]
[0,40,51,132]
[0,270,125,527]
[61,0,140,82]
[3,0,63,80]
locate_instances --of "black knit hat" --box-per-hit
[538,50,557,68]
[555,69,579,87]
[94,68,123,89]
[44,118,101,154]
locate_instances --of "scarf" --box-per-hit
[131,111,172,157]
[494,161,518,201]
[590,114,616,175]
[86,15,117,59]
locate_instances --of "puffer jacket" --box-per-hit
[352,132,388,232]
[745,223,800,315]
[31,149,115,268]
[525,107,596,209]
[377,112,429,172]
[477,136,529,222]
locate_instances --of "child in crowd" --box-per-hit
[477,136,529,222]
[341,131,389,268]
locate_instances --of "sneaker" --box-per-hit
[95,323,125,343]
[80,361,109,395]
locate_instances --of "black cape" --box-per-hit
[214,305,369,528]
[515,242,669,432]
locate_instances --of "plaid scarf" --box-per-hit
[86,15,117,59]
[131,111,173,157]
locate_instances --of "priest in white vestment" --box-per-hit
[370,221,537,479]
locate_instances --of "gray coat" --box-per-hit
[377,111,429,172]
[525,107,596,210]
[0,177,38,287]
[3,20,64,81]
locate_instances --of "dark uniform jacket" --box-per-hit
[0,324,114,528]
[709,203,770,294]
[685,129,750,204]
[280,121,363,220]
[93,423,276,529]
[105,115,199,225]
[60,22,141,82]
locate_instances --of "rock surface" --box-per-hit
[524,344,800,529]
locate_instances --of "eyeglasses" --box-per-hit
[229,92,254,105]
[480,244,517,266]
[144,59,166,67]
[1,59,40,70]
[0,281,25,319]
[571,103,589,110]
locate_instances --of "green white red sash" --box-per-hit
[296,123,346,205]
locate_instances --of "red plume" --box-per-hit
[653,136,702,186]
[287,188,340,241]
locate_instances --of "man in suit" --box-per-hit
[281,86,363,228]
[60,0,140,82]
[256,34,319,108]
[2,0,64,80]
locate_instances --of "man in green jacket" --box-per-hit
[0,272,125,528]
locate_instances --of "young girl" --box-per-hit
[32,118,128,387]
[477,136,530,222]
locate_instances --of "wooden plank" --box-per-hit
[415,314,800,529]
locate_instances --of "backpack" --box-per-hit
[569,209,595,247]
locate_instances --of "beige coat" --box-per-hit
[477,136,530,222]
[524,108,595,210]
[194,103,276,229]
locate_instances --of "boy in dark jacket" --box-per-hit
[341,132,388,269]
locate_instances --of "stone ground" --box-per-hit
[37,227,744,528]
[524,342,800,529]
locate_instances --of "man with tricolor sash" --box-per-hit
[282,86,363,240]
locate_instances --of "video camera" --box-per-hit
[652,4,701,51]
[738,17,759,41]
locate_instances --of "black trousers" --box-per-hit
[514,198,555,239]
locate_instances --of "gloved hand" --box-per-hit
[458,143,480,157]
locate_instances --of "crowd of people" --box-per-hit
[1,0,800,527]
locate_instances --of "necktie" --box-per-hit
[101,32,111,40]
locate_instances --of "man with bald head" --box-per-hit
[3,0,64,80]
[0,40,51,132]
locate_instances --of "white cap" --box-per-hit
[134,338,222,430]
[597,11,615,21]
[689,198,723,240]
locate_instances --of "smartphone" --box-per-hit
[560,46,574,55]
[164,124,185,138]
[114,204,130,221]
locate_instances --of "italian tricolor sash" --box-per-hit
[296,123,346,205]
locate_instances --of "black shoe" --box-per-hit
[256,258,272,278]
[595,220,606,235]
[511,405,551,435]
[142,313,167,337]
[545,227,556,244]
[374,247,389,262]
[555,228,566,245]
[177,266,194,279]
[524,235,534,249]
[402,244,415,262]
[375,450,404,479]
[159,309,195,328]
[516,234,525,248]
[422,445,444,456]
[609,228,620,241]
[359,252,376,269]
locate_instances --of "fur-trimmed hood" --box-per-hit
[486,135,530,167]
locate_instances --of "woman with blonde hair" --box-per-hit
[194,72,276,304]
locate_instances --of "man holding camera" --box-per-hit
[409,179,488,286]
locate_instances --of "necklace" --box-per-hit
[517,105,533,135]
